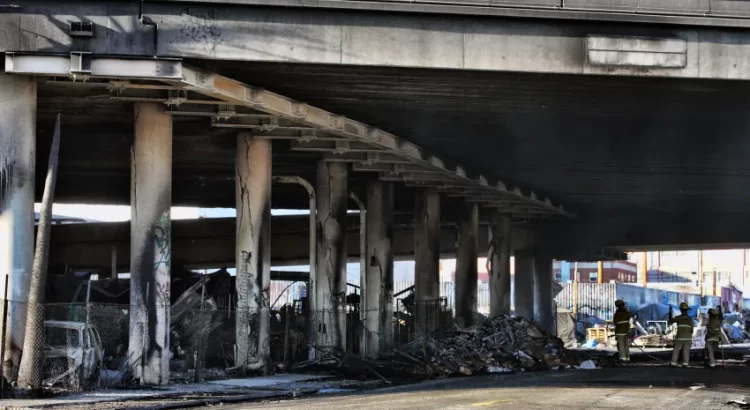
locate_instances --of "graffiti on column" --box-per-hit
[153,213,171,305]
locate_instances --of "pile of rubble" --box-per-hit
[393,315,581,377]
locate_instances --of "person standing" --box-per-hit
[669,302,694,367]
[613,300,631,363]
[705,306,723,368]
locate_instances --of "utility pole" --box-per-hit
[572,262,579,317]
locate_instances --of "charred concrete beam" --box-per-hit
[46,217,539,272]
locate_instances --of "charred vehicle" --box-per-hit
[42,321,104,389]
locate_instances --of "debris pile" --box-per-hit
[393,315,580,377]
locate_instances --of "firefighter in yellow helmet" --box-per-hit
[613,300,631,362]
[705,306,723,368]
[669,302,694,367]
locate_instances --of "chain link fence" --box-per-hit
[0,291,457,393]
[0,302,130,393]
[393,298,454,345]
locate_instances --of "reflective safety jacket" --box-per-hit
[613,309,631,336]
[705,315,723,342]
[671,314,694,342]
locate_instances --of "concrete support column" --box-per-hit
[414,189,440,335]
[455,201,478,329]
[489,214,511,317]
[316,161,348,353]
[128,103,172,385]
[364,180,393,357]
[235,134,272,372]
[534,255,554,332]
[514,251,535,320]
[0,73,36,379]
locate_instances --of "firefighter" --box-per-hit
[705,306,723,368]
[613,300,631,362]
[669,302,694,367]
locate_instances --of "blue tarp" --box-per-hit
[576,315,606,340]
[634,302,699,322]
[726,325,744,342]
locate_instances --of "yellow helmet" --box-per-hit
[615,300,625,307]
[679,302,689,310]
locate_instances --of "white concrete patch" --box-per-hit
[208,374,333,388]
[586,36,688,69]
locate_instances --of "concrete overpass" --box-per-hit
[4,0,750,384]
[45,215,540,272]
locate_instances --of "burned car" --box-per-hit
[42,321,103,389]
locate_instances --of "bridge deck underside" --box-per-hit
[191,62,750,217]
[36,62,750,248]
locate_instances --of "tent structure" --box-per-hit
[556,308,576,346]
[634,302,699,322]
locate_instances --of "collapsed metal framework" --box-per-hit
[5,52,571,220]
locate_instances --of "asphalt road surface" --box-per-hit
[218,367,750,410]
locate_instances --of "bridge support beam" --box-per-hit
[128,102,172,385]
[0,73,36,380]
[534,254,554,332]
[414,189,441,335]
[455,201,478,329]
[235,134,272,373]
[316,161,348,353]
[489,214,511,318]
[514,251,535,320]
[365,180,394,357]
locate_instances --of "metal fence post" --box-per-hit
[0,275,9,397]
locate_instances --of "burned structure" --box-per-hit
[0,53,564,386]
[8,0,750,389]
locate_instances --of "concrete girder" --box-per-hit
[4,53,569,217]
[292,140,381,154]
[141,0,750,30]
[323,152,413,165]
[44,217,540,273]
[353,162,444,174]
[404,181,567,215]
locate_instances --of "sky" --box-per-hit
[37,203,395,280]
[34,204,315,221]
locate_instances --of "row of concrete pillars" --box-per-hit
[0,74,556,385]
